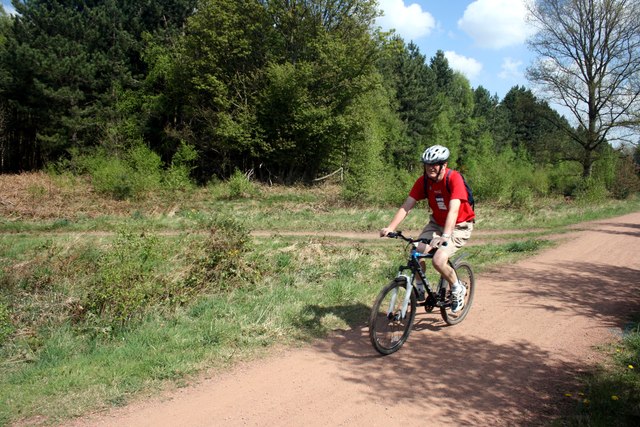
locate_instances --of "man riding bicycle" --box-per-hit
[380,145,475,313]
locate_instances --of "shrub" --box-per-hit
[227,169,259,199]
[72,144,163,200]
[186,214,252,291]
[127,144,163,195]
[163,142,197,194]
[510,186,534,210]
[370,168,415,206]
[548,162,583,196]
[83,229,167,326]
[574,177,610,203]
[88,156,135,200]
[611,155,640,200]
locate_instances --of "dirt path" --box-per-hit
[69,212,640,427]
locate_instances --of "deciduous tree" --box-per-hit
[526,0,640,177]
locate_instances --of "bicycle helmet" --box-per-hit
[421,145,450,164]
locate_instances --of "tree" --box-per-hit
[501,85,572,165]
[376,37,437,168]
[526,0,640,177]
[0,0,196,172]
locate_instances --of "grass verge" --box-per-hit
[556,321,640,426]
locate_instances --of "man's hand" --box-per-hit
[429,233,450,248]
[379,227,393,237]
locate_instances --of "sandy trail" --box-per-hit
[69,212,640,427]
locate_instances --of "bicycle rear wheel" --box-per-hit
[369,278,417,355]
[440,261,475,325]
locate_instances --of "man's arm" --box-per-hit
[380,196,417,237]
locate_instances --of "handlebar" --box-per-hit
[385,231,413,242]
[384,230,447,247]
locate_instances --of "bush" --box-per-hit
[574,177,610,203]
[88,156,135,200]
[186,214,252,291]
[548,162,583,196]
[369,168,415,206]
[71,144,163,200]
[227,169,259,199]
[163,142,197,194]
[510,186,534,210]
[84,229,167,326]
[611,155,640,200]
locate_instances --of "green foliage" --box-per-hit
[342,80,389,202]
[548,161,583,196]
[84,230,167,327]
[79,145,163,200]
[186,213,251,291]
[509,186,535,210]
[464,142,550,205]
[574,177,610,204]
[611,155,640,200]
[1,0,197,172]
[227,169,259,199]
[0,0,633,205]
[373,168,417,206]
[163,142,197,193]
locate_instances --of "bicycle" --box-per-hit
[368,231,475,355]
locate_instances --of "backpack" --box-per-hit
[423,169,475,211]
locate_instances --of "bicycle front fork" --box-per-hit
[388,273,413,319]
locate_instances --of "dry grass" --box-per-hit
[0,172,139,219]
[0,172,346,221]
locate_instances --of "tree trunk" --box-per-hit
[582,149,594,178]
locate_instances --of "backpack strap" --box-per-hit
[445,169,453,194]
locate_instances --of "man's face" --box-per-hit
[424,162,446,180]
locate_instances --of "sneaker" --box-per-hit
[451,283,466,313]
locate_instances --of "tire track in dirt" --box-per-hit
[66,212,640,426]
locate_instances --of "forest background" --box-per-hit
[0,0,639,205]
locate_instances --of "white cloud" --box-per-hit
[458,0,536,49]
[376,0,436,41]
[498,57,523,80]
[444,51,483,80]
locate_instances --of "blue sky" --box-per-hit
[1,1,13,16]
[2,0,533,99]
[376,0,537,99]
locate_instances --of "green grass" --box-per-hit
[0,181,639,426]
[556,321,640,426]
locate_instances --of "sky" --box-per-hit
[1,1,12,16]
[376,0,538,99]
[1,0,535,99]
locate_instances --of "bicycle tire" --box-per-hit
[440,261,475,325]
[369,278,417,355]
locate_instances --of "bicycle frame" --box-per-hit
[390,249,442,318]
[385,231,459,318]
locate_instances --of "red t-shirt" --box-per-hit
[408,169,475,226]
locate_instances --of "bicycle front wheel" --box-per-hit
[369,278,417,355]
[440,261,475,325]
